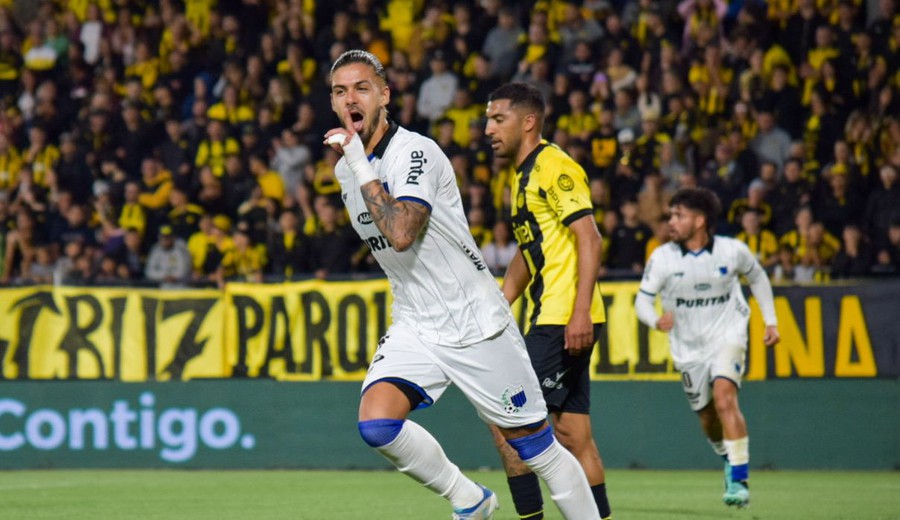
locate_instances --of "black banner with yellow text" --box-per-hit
[1,281,897,381]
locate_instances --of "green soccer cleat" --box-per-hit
[723,480,750,508]
[722,460,732,491]
[452,485,499,520]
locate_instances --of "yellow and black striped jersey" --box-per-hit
[510,140,606,328]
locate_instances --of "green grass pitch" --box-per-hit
[1,469,898,519]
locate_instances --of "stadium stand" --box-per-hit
[0,0,897,287]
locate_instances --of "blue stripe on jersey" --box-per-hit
[397,196,432,211]
[639,289,656,297]
[382,182,390,193]
[362,377,434,410]
[367,153,376,162]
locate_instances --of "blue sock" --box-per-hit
[731,463,749,482]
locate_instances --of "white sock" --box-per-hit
[708,439,727,457]
[374,420,483,510]
[522,438,601,520]
[723,437,749,466]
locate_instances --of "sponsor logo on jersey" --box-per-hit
[675,292,731,308]
[406,150,427,185]
[458,240,487,271]
[542,368,570,390]
[558,174,575,191]
[673,272,685,277]
[694,283,711,291]
[365,234,392,251]
[357,212,373,225]
[502,385,527,414]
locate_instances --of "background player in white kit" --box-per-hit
[324,50,600,520]
[634,187,780,509]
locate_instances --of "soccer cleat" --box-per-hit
[452,485,499,519]
[722,460,732,491]
[723,480,750,508]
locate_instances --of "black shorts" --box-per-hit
[524,324,603,414]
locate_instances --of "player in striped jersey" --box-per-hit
[325,50,599,520]
[485,82,612,520]
[635,187,780,508]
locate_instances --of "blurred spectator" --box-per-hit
[830,224,873,279]
[865,165,900,250]
[271,128,312,197]
[636,172,673,227]
[145,225,191,287]
[769,158,813,235]
[815,166,863,237]
[2,210,38,284]
[268,209,312,279]
[644,216,671,263]
[873,218,900,275]
[482,7,522,80]
[726,179,772,233]
[610,127,641,206]
[736,209,779,269]
[750,108,791,170]
[309,195,363,279]
[249,153,286,206]
[195,119,239,177]
[54,132,94,205]
[166,188,203,241]
[417,50,458,123]
[158,118,192,192]
[480,219,517,276]
[117,227,145,280]
[606,198,652,274]
[220,225,266,283]
[26,244,54,284]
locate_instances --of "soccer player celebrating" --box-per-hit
[484,82,613,520]
[634,187,781,508]
[324,50,600,520]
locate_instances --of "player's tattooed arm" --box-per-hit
[360,182,431,252]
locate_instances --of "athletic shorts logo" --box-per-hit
[557,174,574,191]
[501,385,527,414]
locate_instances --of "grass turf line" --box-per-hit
[0,469,898,519]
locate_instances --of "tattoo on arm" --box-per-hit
[360,182,430,249]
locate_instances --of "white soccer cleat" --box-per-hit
[452,485,499,519]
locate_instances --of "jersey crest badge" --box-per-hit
[557,174,574,191]
[502,385,527,414]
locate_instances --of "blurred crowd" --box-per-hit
[0,0,898,288]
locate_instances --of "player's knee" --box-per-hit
[358,418,404,448]
[506,426,554,462]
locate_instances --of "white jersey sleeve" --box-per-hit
[735,240,778,326]
[639,248,669,296]
[387,139,441,210]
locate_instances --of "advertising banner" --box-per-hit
[1,281,897,381]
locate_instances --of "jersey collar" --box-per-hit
[679,235,715,256]
[370,119,400,160]
[517,140,548,173]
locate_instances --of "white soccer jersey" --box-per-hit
[335,122,513,347]
[638,236,777,366]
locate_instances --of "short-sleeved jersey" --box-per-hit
[639,236,762,366]
[335,122,512,347]
[510,141,606,328]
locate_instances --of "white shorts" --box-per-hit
[678,343,746,411]
[361,321,548,429]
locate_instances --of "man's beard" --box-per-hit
[359,107,386,147]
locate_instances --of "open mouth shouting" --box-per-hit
[348,107,365,133]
